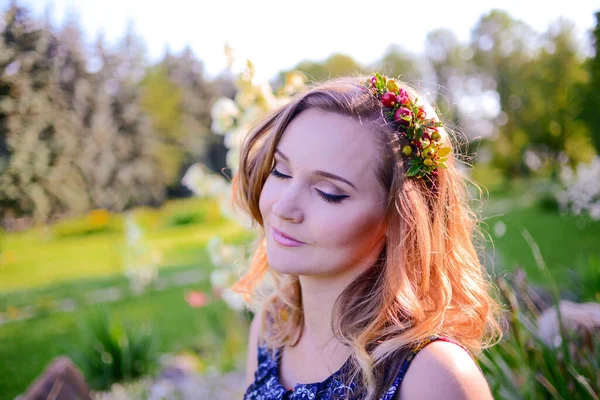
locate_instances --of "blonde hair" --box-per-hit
[232,76,502,399]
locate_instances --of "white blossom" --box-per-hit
[557,156,600,220]
[221,288,246,311]
[210,97,240,135]
[181,54,307,312]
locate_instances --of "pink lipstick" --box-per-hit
[272,227,305,247]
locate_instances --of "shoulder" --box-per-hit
[396,340,492,400]
[245,312,263,387]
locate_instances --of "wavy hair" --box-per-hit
[232,76,502,399]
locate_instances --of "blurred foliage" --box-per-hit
[484,204,600,285]
[52,209,122,238]
[139,48,216,189]
[0,264,251,399]
[0,4,165,225]
[0,5,91,221]
[71,308,159,391]
[372,44,422,83]
[567,255,600,303]
[290,53,366,83]
[1,3,599,226]
[481,273,600,399]
[581,12,600,154]
[164,209,207,227]
[0,197,244,292]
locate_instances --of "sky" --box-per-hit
[13,0,600,81]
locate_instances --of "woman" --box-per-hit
[232,74,502,399]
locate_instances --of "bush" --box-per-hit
[568,255,600,302]
[480,273,600,399]
[52,210,122,238]
[70,308,159,390]
[537,193,560,213]
[164,209,207,227]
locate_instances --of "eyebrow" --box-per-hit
[274,149,357,189]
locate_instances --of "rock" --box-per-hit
[537,300,600,347]
[20,356,91,400]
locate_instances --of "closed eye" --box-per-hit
[315,189,349,204]
[270,168,349,204]
[270,168,290,179]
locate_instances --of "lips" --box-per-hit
[271,226,306,246]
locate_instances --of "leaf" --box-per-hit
[406,165,420,177]
[437,147,451,157]
[438,163,448,169]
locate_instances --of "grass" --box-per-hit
[0,196,255,399]
[0,197,248,292]
[482,205,600,285]
[0,263,251,400]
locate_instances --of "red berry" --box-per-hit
[380,92,397,108]
[394,107,412,126]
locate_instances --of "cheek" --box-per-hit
[259,177,280,223]
[317,206,384,247]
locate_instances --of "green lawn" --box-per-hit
[477,175,600,287]
[0,197,254,399]
[0,197,249,292]
[483,205,600,285]
[0,264,251,399]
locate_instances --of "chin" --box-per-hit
[266,247,305,275]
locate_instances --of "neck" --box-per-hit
[297,265,368,351]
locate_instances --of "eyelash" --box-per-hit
[270,168,349,204]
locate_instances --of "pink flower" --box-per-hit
[185,290,210,308]
[397,89,409,105]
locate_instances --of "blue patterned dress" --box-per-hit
[243,335,464,400]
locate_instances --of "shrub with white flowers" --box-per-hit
[556,156,600,220]
[182,57,306,311]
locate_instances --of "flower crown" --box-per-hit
[362,73,450,182]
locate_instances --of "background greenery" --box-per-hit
[1,2,600,399]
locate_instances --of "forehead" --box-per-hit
[276,109,381,186]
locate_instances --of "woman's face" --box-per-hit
[259,108,388,278]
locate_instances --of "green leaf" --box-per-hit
[406,165,420,177]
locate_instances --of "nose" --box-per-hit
[271,183,304,224]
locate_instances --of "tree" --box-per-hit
[0,4,89,223]
[77,32,165,211]
[581,11,600,154]
[528,19,593,176]
[139,46,216,190]
[469,9,538,178]
[372,45,421,84]
[290,53,366,83]
[425,29,468,126]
